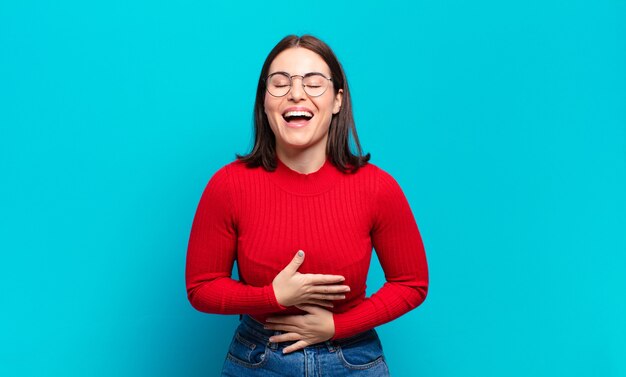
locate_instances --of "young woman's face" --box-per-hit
[264,47,343,158]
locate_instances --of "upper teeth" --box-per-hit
[284,111,313,118]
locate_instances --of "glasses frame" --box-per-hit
[264,71,333,98]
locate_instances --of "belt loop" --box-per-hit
[325,340,336,353]
[268,331,280,350]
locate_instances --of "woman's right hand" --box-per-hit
[272,250,350,308]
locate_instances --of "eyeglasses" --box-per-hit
[265,72,333,97]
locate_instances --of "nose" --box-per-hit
[288,76,306,101]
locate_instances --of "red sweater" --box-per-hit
[186,158,428,340]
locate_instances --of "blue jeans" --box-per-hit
[221,315,391,376]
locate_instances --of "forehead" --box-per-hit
[268,47,331,76]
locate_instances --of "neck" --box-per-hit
[276,144,327,174]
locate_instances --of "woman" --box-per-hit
[186,35,428,376]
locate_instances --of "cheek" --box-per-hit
[317,97,337,118]
[264,98,283,120]
[263,101,280,134]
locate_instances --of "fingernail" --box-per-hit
[297,250,304,257]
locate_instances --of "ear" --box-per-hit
[332,88,343,114]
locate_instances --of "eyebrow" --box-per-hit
[267,71,331,77]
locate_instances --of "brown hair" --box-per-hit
[237,35,370,173]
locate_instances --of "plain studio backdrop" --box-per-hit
[1,1,624,376]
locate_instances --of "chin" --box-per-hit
[278,131,316,147]
[282,139,314,150]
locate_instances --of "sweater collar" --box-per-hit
[270,156,342,195]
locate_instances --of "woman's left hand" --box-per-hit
[265,304,335,354]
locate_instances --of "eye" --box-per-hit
[303,75,326,87]
[268,74,291,87]
[270,80,289,86]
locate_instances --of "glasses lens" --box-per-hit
[303,74,330,97]
[267,73,291,97]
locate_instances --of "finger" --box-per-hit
[266,314,300,325]
[283,250,305,275]
[283,340,310,354]
[264,323,302,333]
[269,332,301,343]
[295,304,320,313]
[309,285,351,294]
[305,299,334,308]
[308,294,346,301]
[307,274,345,284]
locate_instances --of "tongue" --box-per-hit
[286,116,311,124]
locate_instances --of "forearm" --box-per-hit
[332,279,427,339]
[187,275,284,315]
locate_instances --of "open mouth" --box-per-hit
[283,110,313,124]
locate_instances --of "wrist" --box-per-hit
[270,282,288,310]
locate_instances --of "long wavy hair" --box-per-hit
[237,35,370,173]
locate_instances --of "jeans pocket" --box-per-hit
[226,331,270,368]
[336,331,386,370]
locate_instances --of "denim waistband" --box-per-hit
[239,314,379,351]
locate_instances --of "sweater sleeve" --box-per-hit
[185,165,284,314]
[332,169,428,339]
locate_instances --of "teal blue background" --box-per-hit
[1,0,625,376]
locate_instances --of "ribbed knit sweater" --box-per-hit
[186,158,428,340]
